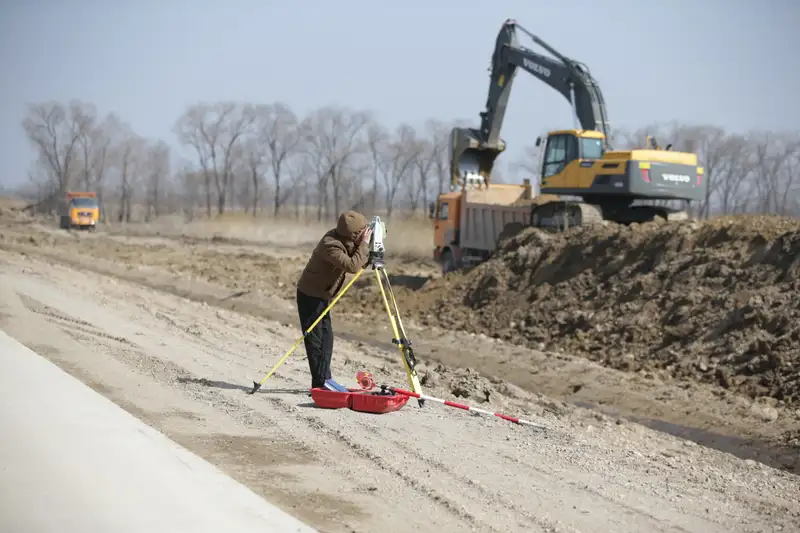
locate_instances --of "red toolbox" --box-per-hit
[310,388,409,414]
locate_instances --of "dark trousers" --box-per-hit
[296,289,333,389]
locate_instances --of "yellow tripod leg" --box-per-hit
[380,269,412,351]
[374,268,424,403]
[378,267,424,399]
[248,267,366,394]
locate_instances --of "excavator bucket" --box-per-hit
[449,127,506,191]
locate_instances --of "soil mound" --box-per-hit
[346,216,800,406]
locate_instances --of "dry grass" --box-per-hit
[0,196,27,210]
[105,211,436,260]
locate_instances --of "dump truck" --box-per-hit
[59,191,100,231]
[431,132,558,273]
[432,179,541,273]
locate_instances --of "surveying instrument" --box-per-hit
[248,216,426,406]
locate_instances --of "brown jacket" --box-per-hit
[297,211,370,300]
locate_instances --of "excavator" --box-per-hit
[448,18,707,230]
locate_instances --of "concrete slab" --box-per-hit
[0,330,318,533]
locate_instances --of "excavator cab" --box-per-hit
[534,129,607,191]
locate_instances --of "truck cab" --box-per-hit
[59,192,100,230]
[431,192,461,270]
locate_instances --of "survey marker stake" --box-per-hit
[379,385,548,430]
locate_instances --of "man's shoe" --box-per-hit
[323,379,348,392]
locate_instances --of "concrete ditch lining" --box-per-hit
[0,329,318,533]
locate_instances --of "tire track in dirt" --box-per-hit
[250,372,701,532]
[259,393,505,532]
[3,238,800,477]
[5,246,800,532]
[16,293,135,345]
[388,438,558,530]
[179,338,534,531]
[11,272,636,532]
[13,289,509,532]
[489,443,694,532]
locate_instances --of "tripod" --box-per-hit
[248,253,425,406]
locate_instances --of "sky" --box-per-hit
[1,0,799,188]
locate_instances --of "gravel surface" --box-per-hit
[1,249,799,533]
[2,217,799,474]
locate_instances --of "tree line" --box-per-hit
[16,99,800,222]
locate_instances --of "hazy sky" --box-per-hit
[1,0,799,187]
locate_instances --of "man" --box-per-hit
[296,211,373,389]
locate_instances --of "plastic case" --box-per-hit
[310,388,409,414]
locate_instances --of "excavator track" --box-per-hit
[530,201,605,232]
[664,210,690,222]
[530,200,689,232]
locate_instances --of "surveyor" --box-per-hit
[296,210,373,389]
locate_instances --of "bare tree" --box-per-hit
[177,163,203,221]
[366,122,390,211]
[113,129,146,223]
[16,98,800,222]
[748,132,795,214]
[301,106,370,219]
[288,156,313,220]
[408,133,440,214]
[142,140,171,221]
[428,119,459,196]
[756,133,800,214]
[781,145,800,215]
[406,137,432,213]
[240,137,267,215]
[255,103,303,216]
[382,124,420,218]
[174,102,257,215]
[682,125,726,219]
[229,149,255,214]
[88,114,120,220]
[76,103,99,191]
[22,100,96,208]
[709,134,752,215]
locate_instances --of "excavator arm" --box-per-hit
[481,19,612,146]
[450,19,612,190]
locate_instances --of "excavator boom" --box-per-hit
[480,19,611,147]
[450,19,612,191]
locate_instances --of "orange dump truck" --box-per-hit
[431,178,556,273]
[59,192,100,230]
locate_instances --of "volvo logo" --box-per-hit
[662,173,691,183]
[523,58,551,78]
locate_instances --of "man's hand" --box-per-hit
[358,226,373,246]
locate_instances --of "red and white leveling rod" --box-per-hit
[356,372,546,430]
[384,386,547,429]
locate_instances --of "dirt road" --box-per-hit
[1,218,799,474]
[1,245,799,532]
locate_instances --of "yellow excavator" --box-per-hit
[449,19,707,229]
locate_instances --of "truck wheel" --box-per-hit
[441,250,456,275]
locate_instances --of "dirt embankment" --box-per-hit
[340,216,800,407]
[0,219,436,300]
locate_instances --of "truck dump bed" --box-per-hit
[458,185,533,252]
